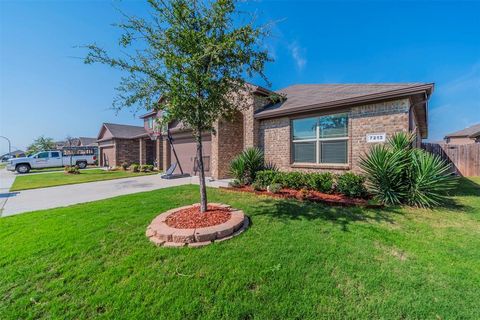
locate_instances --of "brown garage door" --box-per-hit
[101,146,115,167]
[170,134,211,176]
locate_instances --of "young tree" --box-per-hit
[26,136,55,155]
[84,0,271,212]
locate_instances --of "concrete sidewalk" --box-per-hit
[0,169,230,217]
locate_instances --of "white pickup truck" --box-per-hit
[6,150,97,174]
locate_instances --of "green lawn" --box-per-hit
[1,179,479,319]
[10,169,157,191]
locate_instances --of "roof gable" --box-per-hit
[97,123,147,140]
[445,123,480,138]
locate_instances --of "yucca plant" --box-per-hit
[229,147,266,184]
[229,156,246,184]
[360,132,457,207]
[359,144,408,205]
[406,149,458,207]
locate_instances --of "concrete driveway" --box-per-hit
[0,169,230,217]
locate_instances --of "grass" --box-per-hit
[10,169,157,191]
[1,179,479,319]
[0,162,6,169]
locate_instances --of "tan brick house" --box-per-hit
[97,82,433,179]
[444,123,480,145]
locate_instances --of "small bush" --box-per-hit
[130,163,140,173]
[228,179,242,188]
[251,181,263,191]
[121,162,129,171]
[255,170,281,188]
[306,172,334,193]
[267,183,282,194]
[64,165,80,174]
[337,172,367,198]
[281,172,307,190]
[140,165,154,172]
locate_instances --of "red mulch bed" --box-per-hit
[165,205,232,229]
[220,186,381,208]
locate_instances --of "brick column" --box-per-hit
[139,138,146,165]
[162,137,171,171]
[155,138,163,171]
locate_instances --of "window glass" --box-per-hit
[319,114,348,138]
[147,117,154,129]
[292,118,317,140]
[51,152,60,158]
[293,141,316,163]
[320,140,348,164]
[37,152,49,159]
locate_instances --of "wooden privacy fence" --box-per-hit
[422,143,480,176]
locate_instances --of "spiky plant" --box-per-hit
[229,156,246,184]
[229,147,266,184]
[407,149,458,207]
[359,144,408,205]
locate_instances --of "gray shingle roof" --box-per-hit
[255,83,433,119]
[103,123,147,139]
[445,123,480,138]
[78,137,98,146]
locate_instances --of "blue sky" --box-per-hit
[1,0,479,154]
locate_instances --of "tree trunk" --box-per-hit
[195,131,208,213]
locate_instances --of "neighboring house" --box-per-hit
[55,137,98,149]
[1,150,26,161]
[96,82,433,179]
[444,123,480,144]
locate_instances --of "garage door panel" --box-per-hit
[170,134,211,176]
[101,147,115,167]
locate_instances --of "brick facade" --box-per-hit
[115,138,140,166]
[258,98,412,174]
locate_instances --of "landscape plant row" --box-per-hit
[251,170,368,198]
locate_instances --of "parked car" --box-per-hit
[6,150,97,173]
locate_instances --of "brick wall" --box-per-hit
[350,99,410,172]
[115,138,140,166]
[258,98,411,174]
[211,111,244,179]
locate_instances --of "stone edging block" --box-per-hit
[146,204,248,248]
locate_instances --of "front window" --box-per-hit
[292,113,349,164]
[147,117,154,129]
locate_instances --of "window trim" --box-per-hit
[291,113,349,166]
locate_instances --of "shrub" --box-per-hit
[130,163,140,173]
[121,162,129,171]
[229,154,247,183]
[229,147,266,184]
[281,171,307,190]
[360,144,407,205]
[64,165,80,174]
[255,170,282,188]
[406,149,458,208]
[228,179,242,188]
[140,164,154,172]
[337,172,367,198]
[251,181,263,191]
[267,183,282,193]
[360,132,457,207]
[306,172,334,193]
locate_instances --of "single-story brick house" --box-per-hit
[97,82,434,179]
[444,123,480,144]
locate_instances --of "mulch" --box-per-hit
[220,186,381,208]
[165,205,232,229]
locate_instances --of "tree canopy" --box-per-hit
[27,136,55,154]
[84,0,271,212]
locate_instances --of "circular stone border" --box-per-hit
[146,203,249,248]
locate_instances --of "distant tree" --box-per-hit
[26,136,55,155]
[84,0,271,212]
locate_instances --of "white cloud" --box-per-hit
[288,41,307,71]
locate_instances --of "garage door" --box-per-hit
[170,134,211,176]
[101,146,115,167]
